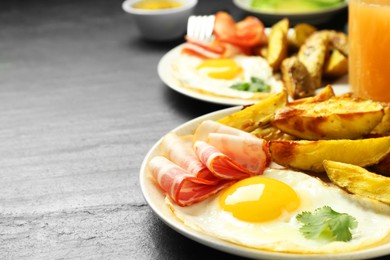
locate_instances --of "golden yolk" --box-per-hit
[219,176,300,222]
[196,59,243,80]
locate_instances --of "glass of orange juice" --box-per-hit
[349,0,390,102]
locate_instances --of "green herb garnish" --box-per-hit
[296,206,358,242]
[230,77,271,93]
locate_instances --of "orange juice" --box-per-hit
[349,0,390,102]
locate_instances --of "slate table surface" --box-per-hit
[2,1,383,259]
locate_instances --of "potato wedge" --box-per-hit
[281,56,316,99]
[290,23,317,48]
[298,31,329,89]
[269,136,390,172]
[217,90,287,133]
[251,125,295,141]
[288,85,335,105]
[272,96,384,140]
[267,18,289,71]
[326,30,349,57]
[323,49,348,78]
[324,160,390,205]
[371,103,390,135]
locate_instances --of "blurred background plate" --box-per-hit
[233,0,348,26]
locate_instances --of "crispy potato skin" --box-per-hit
[324,160,390,205]
[270,136,390,172]
[272,96,384,140]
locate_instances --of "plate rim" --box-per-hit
[139,106,390,259]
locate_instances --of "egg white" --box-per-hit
[166,168,390,254]
[172,54,284,100]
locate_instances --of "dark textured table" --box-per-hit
[2,0,385,259]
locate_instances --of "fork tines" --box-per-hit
[187,15,215,42]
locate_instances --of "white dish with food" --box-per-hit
[233,0,348,26]
[157,43,350,106]
[122,0,197,41]
[140,106,390,259]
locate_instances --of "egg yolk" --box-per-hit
[196,59,243,80]
[219,176,300,222]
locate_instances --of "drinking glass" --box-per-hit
[349,0,390,102]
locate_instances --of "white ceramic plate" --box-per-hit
[140,107,390,259]
[157,44,350,106]
[233,0,348,26]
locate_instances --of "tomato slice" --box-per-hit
[214,11,266,47]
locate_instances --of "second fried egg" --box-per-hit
[172,55,284,100]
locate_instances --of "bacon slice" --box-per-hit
[193,120,270,177]
[181,42,223,59]
[193,140,258,179]
[149,156,233,206]
[149,120,270,207]
[160,133,218,182]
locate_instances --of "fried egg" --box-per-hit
[167,168,390,254]
[172,55,284,100]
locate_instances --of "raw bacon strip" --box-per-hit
[185,36,226,54]
[149,156,233,206]
[181,42,222,59]
[194,140,258,179]
[181,40,247,59]
[193,120,270,175]
[208,133,269,174]
[160,133,218,182]
[194,120,263,141]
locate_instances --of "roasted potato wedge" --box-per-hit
[218,90,287,133]
[289,23,317,49]
[323,49,348,78]
[288,85,335,105]
[272,96,384,140]
[267,18,289,71]
[269,136,390,172]
[298,31,329,89]
[371,103,390,135]
[324,160,390,205]
[251,125,295,141]
[326,30,349,56]
[281,56,316,99]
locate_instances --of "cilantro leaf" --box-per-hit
[296,206,358,242]
[230,77,271,93]
[230,82,251,91]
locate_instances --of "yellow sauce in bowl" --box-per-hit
[132,0,183,10]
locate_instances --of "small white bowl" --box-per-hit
[122,0,198,41]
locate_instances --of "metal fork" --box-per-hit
[186,15,215,42]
